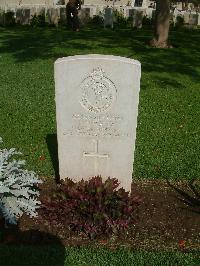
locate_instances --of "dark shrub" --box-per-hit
[142,16,152,26]
[113,10,129,27]
[4,11,15,26]
[40,176,141,239]
[90,15,104,26]
[176,16,184,28]
[30,14,45,27]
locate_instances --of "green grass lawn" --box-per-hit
[0,245,199,266]
[0,25,199,181]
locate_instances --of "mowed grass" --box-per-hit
[0,25,200,181]
[0,245,199,266]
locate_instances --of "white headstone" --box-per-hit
[55,55,141,191]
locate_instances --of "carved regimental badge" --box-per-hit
[80,67,117,113]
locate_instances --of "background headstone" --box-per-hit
[198,13,200,26]
[189,13,198,25]
[145,7,154,19]
[59,7,66,25]
[36,7,45,17]
[0,9,5,26]
[79,7,91,26]
[16,8,30,25]
[104,7,113,28]
[123,7,134,18]
[16,9,21,24]
[132,9,145,29]
[30,7,37,18]
[55,55,141,191]
[46,8,59,26]
[81,5,97,18]
[151,9,156,23]
[184,12,190,24]
[173,8,179,25]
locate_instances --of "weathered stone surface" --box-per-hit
[55,55,141,191]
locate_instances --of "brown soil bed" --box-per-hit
[2,179,200,251]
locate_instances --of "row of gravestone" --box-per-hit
[119,7,200,27]
[0,6,91,26]
[105,8,200,29]
[125,8,200,27]
[172,10,200,27]
[0,6,141,27]
[0,6,199,28]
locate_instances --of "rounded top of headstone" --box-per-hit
[55,54,141,67]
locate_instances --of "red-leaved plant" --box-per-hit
[40,176,141,239]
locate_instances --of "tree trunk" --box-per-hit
[150,0,171,48]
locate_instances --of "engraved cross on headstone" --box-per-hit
[83,140,109,176]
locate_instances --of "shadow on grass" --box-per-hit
[0,229,66,266]
[46,134,60,183]
[166,178,200,214]
[0,25,199,87]
[150,76,187,90]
